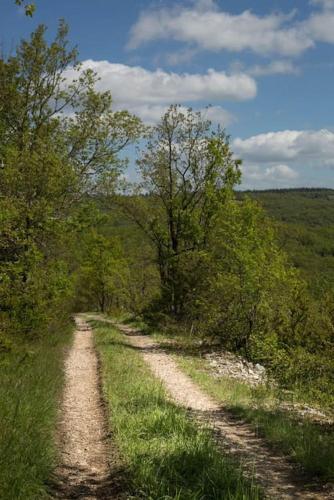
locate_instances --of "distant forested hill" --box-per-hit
[237,188,334,294]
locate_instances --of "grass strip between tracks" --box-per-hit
[93,320,261,500]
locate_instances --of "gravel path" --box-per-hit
[53,316,123,499]
[111,320,332,500]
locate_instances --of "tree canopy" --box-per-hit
[0,22,141,337]
[121,105,241,315]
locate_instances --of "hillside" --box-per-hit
[238,189,334,293]
[238,188,334,227]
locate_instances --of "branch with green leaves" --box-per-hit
[15,0,35,16]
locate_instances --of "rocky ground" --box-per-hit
[204,350,267,386]
[204,349,333,425]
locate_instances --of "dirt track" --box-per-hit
[53,316,123,499]
[54,314,333,499]
[112,320,333,500]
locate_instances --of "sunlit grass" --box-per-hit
[175,353,334,481]
[93,320,261,499]
[113,315,334,482]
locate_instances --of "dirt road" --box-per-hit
[112,320,332,500]
[53,316,123,499]
[54,313,333,499]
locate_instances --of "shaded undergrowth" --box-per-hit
[93,320,261,499]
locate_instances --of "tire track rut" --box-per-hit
[53,316,123,499]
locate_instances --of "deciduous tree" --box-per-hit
[0,22,141,336]
[122,105,241,315]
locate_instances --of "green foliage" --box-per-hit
[182,198,296,354]
[94,320,260,499]
[122,105,241,316]
[228,190,334,404]
[0,22,141,339]
[239,189,334,227]
[0,326,72,499]
[238,189,334,293]
[107,171,334,406]
[177,197,334,405]
[176,353,334,481]
[129,191,334,407]
[75,230,130,313]
[107,205,160,314]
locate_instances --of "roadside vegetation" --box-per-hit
[93,319,261,499]
[0,21,140,497]
[101,114,334,411]
[175,348,334,481]
[116,317,334,483]
[0,326,72,499]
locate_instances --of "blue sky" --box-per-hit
[1,0,334,189]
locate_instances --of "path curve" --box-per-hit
[53,316,122,499]
[107,319,332,500]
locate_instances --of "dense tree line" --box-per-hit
[0,22,140,341]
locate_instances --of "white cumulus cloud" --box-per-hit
[233,129,334,167]
[128,2,313,56]
[305,10,334,43]
[64,59,255,123]
[265,164,299,179]
[128,0,334,58]
[233,129,334,188]
[71,60,256,104]
[240,163,299,187]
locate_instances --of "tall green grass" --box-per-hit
[116,317,334,483]
[175,354,334,482]
[0,327,72,499]
[93,320,261,499]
